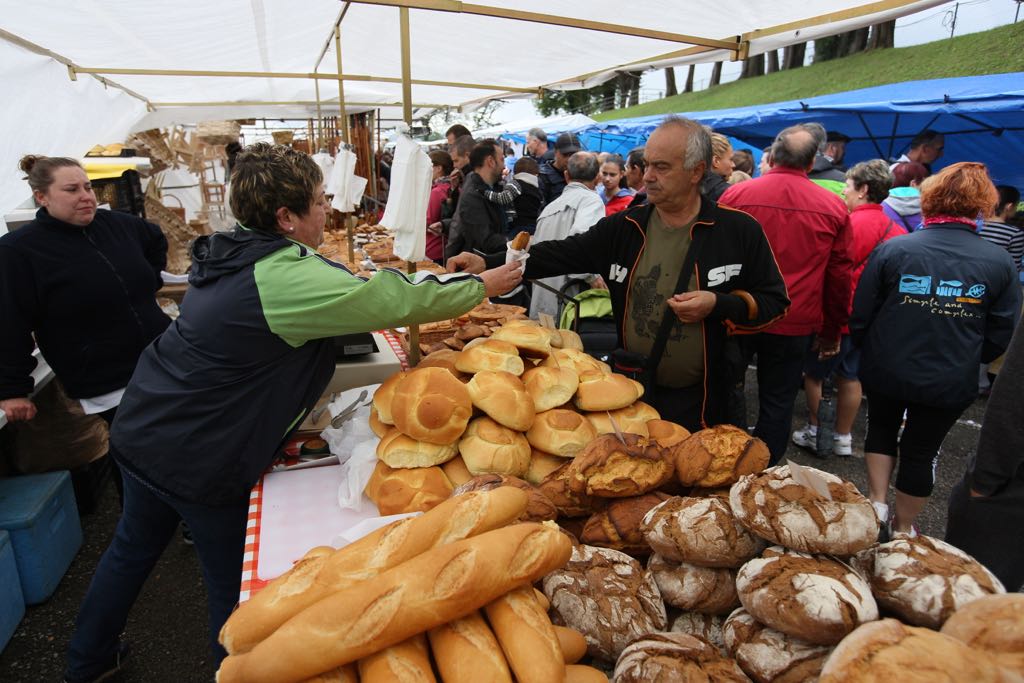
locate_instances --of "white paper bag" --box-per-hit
[335,438,380,512]
[381,135,432,261]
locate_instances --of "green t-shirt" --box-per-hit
[623,210,704,388]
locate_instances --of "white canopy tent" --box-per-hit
[0,0,946,214]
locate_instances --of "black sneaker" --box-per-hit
[181,523,194,546]
[64,641,130,683]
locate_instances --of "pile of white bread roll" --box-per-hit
[215,487,609,683]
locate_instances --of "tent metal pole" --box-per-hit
[69,66,536,93]
[0,27,152,109]
[314,77,324,150]
[149,100,449,108]
[399,5,419,366]
[313,3,351,73]
[853,112,887,159]
[348,0,738,50]
[743,0,931,42]
[886,113,901,160]
[335,27,350,144]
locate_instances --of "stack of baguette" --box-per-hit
[217,487,607,683]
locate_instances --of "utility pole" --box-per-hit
[1015,0,1022,23]
[949,2,959,38]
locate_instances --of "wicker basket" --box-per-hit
[196,120,241,145]
[271,130,295,145]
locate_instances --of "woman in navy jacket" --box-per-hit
[850,162,1020,538]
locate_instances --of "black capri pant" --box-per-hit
[863,392,965,497]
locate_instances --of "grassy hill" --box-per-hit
[591,22,1024,121]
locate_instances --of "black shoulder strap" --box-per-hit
[643,228,703,388]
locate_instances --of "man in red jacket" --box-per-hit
[719,124,853,463]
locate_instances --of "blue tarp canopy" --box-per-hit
[581,73,1024,189]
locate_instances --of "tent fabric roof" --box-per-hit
[0,0,953,214]
[583,73,1024,188]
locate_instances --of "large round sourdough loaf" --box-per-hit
[648,553,739,614]
[580,492,671,554]
[673,424,769,488]
[538,462,607,518]
[612,632,751,683]
[670,612,726,654]
[819,618,1014,683]
[542,544,667,662]
[729,464,878,556]
[567,433,674,498]
[940,593,1024,674]
[641,495,766,568]
[735,546,878,646]
[451,474,557,523]
[723,607,833,683]
[854,535,1005,629]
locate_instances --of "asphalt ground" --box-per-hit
[0,367,990,682]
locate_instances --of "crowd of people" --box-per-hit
[439,116,1023,587]
[1,113,1022,680]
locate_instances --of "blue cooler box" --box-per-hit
[0,530,25,652]
[0,471,82,604]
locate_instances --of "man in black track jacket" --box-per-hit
[448,116,789,430]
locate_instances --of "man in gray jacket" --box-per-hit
[529,151,606,319]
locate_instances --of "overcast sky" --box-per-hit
[489,0,1020,124]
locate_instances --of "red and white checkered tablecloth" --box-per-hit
[238,329,409,602]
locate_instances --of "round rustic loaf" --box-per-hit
[363,460,453,515]
[723,607,833,683]
[372,370,406,424]
[390,366,472,445]
[585,401,661,438]
[736,546,878,646]
[567,433,674,498]
[465,370,535,431]
[580,492,671,555]
[674,425,769,488]
[647,419,691,449]
[375,428,459,468]
[526,409,597,457]
[729,464,878,555]
[855,535,1005,629]
[574,370,644,411]
[451,473,557,522]
[641,496,766,568]
[538,462,607,518]
[670,612,726,654]
[648,553,739,614]
[555,328,584,351]
[542,544,667,662]
[819,618,1013,683]
[941,593,1024,673]
[490,323,553,357]
[458,416,531,478]
[612,632,750,683]
[521,365,579,412]
[415,348,466,379]
[455,339,525,375]
[542,347,611,376]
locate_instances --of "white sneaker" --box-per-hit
[833,433,853,457]
[792,425,817,450]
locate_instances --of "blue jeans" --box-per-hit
[65,462,247,681]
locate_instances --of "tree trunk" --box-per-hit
[868,20,896,49]
[766,49,780,73]
[709,61,723,87]
[739,53,765,79]
[683,64,695,93]
[628,71,642,107]
[844,28,870,56]
[664,67,677,97]
[616,72,631,109]
[782,42,807,69]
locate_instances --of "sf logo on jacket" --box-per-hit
[707,264,742,287]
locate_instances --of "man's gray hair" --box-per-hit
[527,127,547,143]
[566,152,600,182]
[801,122,827,153]
[657,115,711,171]
[770,125,819,170]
